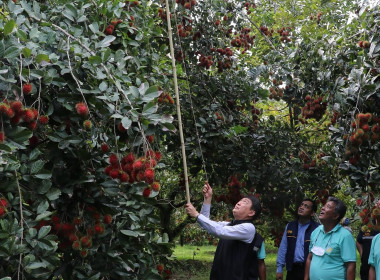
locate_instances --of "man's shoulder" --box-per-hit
[372,233,380,244]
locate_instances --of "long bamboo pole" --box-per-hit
[165,0,191,204]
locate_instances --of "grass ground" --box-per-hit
[171,243,362,280]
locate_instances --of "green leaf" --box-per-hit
[28,228,37,239]
[4,20,16,36]
[120,230,139,237]
[37,200,49,215]
[35,54,50,64]
[46,188,61,201]
[89,56,102,65]
[34,170,52,179]
[121,117,132,130]
[6,127,32,143]
[142,101,157,115]
[141,86,159,102]
[38,226,51,239]
[25,262,47,270]
[30,160,44,174]
[22,48,32,58]
[4,46,20,59]
[96,36,116,48]
[36,211,52,221]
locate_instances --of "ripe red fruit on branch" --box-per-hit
[38,115,49,124]
[119,172,129,182]
[83,120,92,130]
[104,25,115,35]
[0,132,5,143]
[142,187,151,197]
[109,154,119,165]
[94,224,105,234]
[133,160,143,171]
[103,214,112,224]
[10,101,23,113]
[22,83,32,95]
[75,102,88,116]
[144,169,155,184]
[23,109,35,123]
[101,143,110,153]
[152,182,160,192]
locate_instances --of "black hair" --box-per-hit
[246,195,262,220]
[327,196,347,221]
[302,198,318,213]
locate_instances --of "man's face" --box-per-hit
[319,201,338,223]
[297,200,314,218]
[232,198,255,220]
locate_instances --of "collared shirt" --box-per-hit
[309,224,357,280]
[257,242,266,259]
[276,220,311,273]
[196,203,256,243]
[368,233,380,279]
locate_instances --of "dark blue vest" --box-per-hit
[285,220,319,271]
[210,220,263,280]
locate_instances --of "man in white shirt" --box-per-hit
[185,182,263,280]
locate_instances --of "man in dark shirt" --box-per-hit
[185,182,264,280]
[357,227,380,280]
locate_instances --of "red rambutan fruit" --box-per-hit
[133,160,143,171]
[101,143,110,153]
[142,187,151,197]
[22,83,32,94]
[103,214,112,224]
[75,102,88,116]
[38,115,49,124]
[144,169,155,184]
[109,154,119,165]
[152,182,160,192]
[10,101,23,113]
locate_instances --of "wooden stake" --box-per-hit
[165,0,191,204]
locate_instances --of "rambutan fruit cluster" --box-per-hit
[104,19,122,35]
[259,25,274,37]
[198,54,213,69]
[299,151,326,170]
[176,0,196,9]
[230,27,255,54]
[251,102,261,126]
[0,99,50,145]
[359,199,380,232]
[158,92,174,104]
[277,27,292,43]
[315,189,329,205]
[345,113,380,165]
[269,86,283,101]
[358,40,371,49]
[35,209,114,256]
[157,8,172,20]
[213,175,249,206]
[244,2,256,14]
[104,150,162,196]
[299,95,327,122]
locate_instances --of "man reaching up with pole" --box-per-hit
[185,182,265,280]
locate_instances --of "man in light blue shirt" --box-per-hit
[304,197,356,280]
[368,231,380,280]
[276,199,319,280]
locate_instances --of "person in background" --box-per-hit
[276,199,319,280]
[342,217,353,234]
[304,196,356,280]
[185,182,264,280]
[357,199,380,280]
[368,230,380,280]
